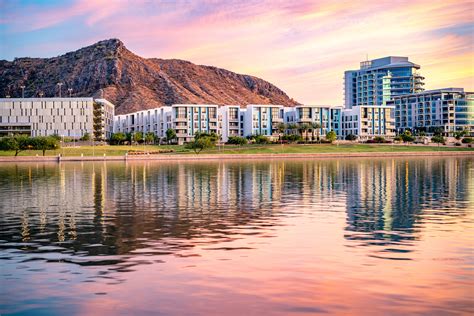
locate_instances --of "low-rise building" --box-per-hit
[94,99,115,140]
[341,105,396,140]
[171,104,220,144]
[0,97,115,139]
[388,88,473,136]
[113,106,172,140]
[219,105,241,142]
[285,105,343,139]
[242,104,285,140]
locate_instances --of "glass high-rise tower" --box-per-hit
[344,56,424,109]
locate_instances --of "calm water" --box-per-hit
[0,158,473,315]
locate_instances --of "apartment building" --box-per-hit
[94,99,115,140]
[344,56,424,109]
[242,104,285,140]
[171,104,220,144]
[0,98,114,139]
[285,105,343,138]
[219,105,241,142]
[388,88,473,136]
[341,105,396,139]
[113,106,172,140]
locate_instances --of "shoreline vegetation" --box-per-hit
[0,144,472,162]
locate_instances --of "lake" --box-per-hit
[0,158,473,315]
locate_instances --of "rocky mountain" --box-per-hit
[0,39,298,114]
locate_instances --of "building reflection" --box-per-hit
[343,158,473,244]
[0,158,471,261]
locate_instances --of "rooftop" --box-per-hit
[348,56,421,72]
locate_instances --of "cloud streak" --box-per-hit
[1,0,472,104]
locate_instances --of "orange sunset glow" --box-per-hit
[1,0,473,104]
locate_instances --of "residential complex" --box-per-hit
[344,56,424,109]
[172,104,220,144]
[0,98,115,139]
[114,107,172,137]
[219,105,241,142]
[113,104,345,143]
[242,104,285,141]
[1,57,469,143]
[285,105,343,138]
[341,105,396,139]
[388,88,473,136]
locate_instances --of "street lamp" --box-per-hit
[68,88,73,97]
[57,82,63,98]
[20,85,25,98]
[39,91,44,98]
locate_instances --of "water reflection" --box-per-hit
[0,158,473,315]
[0,159,472,258]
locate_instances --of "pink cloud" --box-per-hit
[2,0,472,104]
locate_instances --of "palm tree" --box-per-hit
[287,123,298,136]
[299,123,310,143]
[277,123,287,143]
[311,122,321,143]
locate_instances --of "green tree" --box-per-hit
[299,123,310,143]
[185,132,217,154]
[287,123,298,136]
[254,135,270,144]
[80,133,91,141]
[166,129,177,144]
[277,123,287,142]
[401,130,415,143]
[311,122,321,143]
[454,130,467,140]
[325,130,337,143]
[110,132,126,145]
[145,132,155,144]
[227,136,247,145]
[125,133,132,144]
[132,131,143,144]
[431,135,445,146]
[31,136,59,156]
[0,135,31,156]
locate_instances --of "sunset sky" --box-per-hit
[1,0,473,104]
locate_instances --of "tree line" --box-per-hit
[0,135,60,156]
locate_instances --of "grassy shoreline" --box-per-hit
[0,143,472,157]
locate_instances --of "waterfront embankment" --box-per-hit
[0,150,472,162]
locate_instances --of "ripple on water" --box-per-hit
[0,158,473,315]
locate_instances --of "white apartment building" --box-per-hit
[242,104,285,140]
[114,104,220,144]
[172,104,220,144]
[387,88,473,136]
[219,105,241,142]
[0,98,115,139]
[341,105,395,139]
[285,105,343,138]
[114,106,173,139]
